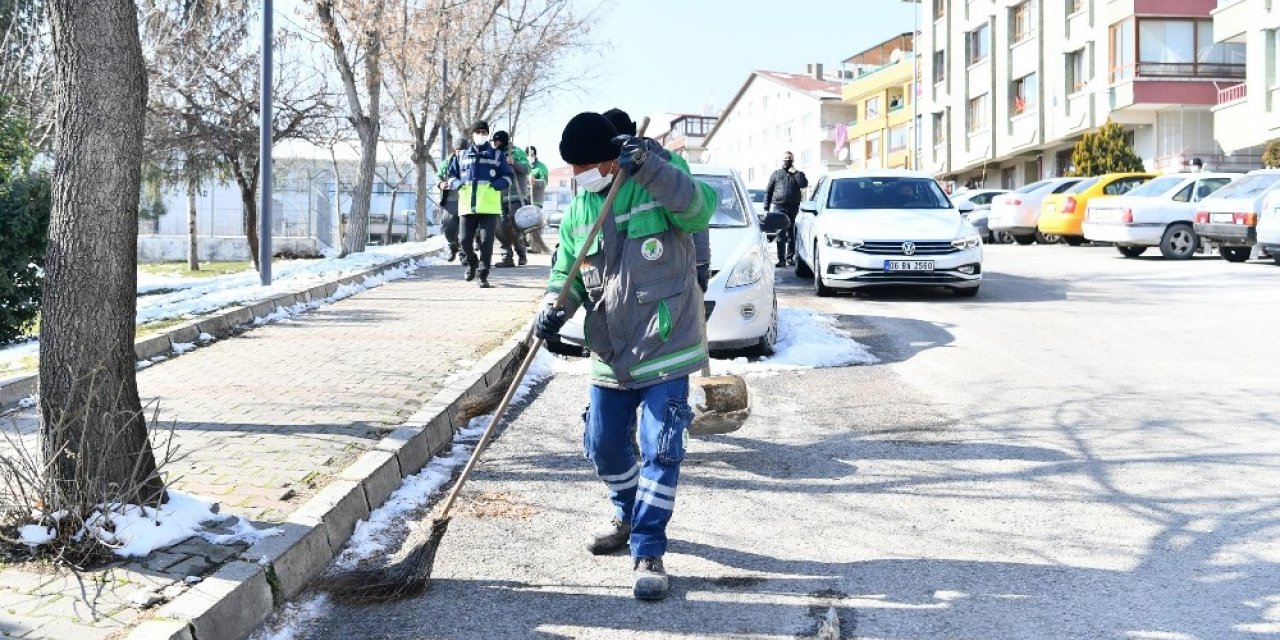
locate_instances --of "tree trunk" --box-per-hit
[42,0,164,508]
[186,173,200,271]
[385,187,397,244]
[341,121,377,256]
[413,157,428,241]
[240,184,260,270]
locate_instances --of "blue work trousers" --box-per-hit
[583,377,693,559]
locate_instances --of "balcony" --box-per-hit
[1134,62,1245,81]
[1217,82,1247,105]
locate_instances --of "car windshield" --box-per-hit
[1065,177,1100,194]
[1125,175,1185,198]
[827,176,952,210]
[699,175,751,227]
[748,189,765,203]
[1209,173,1280,199]
[1014,180,1050,194]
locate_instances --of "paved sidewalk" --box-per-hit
[0,256,550,639]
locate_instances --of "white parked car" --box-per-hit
[950,188,1010,242]
[1083,173,1238,260]
[793,170,983,297]
[1252,182,1280,266]
[988,177,1083,244]
[551,165,783,356]
[1193,169,1280,263]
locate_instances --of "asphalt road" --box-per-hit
[303,244,1280,639]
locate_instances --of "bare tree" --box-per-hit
[41,0,164,506]
[144,1,333,270]
[382,0,502,240]
[312,0,385,256]
[373,147,412,244]
[0,0,54,158]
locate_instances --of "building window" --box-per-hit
[800,150,812,166]
[889,125,909,152]
[967,94,989,133]
[1068,0,1084,14]
[1067,48,1089,93]
[748,167,755,182]
[784,120,793,142]
[932,0,945,20]
[1011,2,1032,44]
[866,96,881,119]
[967,23,990,65]
[932,111,947,145]
[865,132,881,161]
[762,96,768,110]
[1012,73,1037,115]
[933,50,946,84]
[747,134,753,149]
[1112,18,1245,83]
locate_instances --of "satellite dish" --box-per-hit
[889,49,904,64]
[837,146,850,161]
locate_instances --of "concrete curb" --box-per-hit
[127,327,534,640]
[0,251,438,411]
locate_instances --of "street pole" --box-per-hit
[259,0,274,285]
[911,1,919,171]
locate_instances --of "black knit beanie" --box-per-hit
[560,112,620,165]
[472,120,490,134]
[603,108,637,137]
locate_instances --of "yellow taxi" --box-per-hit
[1038,172,1156,245]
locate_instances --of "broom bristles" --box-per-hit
[316,516,451,603]
[455,341,531,424]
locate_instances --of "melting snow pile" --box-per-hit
[253,347,556,639]
[712,308,877,375]
[17,490,281,557]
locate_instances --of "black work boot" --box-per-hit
[478,268,491,288]
[464,262,477,282]
[633,556,669,601]
[494,258,516,268]
[517,255,528,266]
[586,518,630,555]
[447,244,460,262]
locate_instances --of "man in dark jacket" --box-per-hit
[436,138,470,262]
[764,151,809,266]
[492,130,529,268]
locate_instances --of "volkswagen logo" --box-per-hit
[902,242,917,256]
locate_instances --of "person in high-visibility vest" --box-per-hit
[446,120,514,288]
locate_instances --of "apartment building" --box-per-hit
[921,0,1250,190]
[703,66,857,188]
[1211,0,1280,155]
[655,114,719,163]
[840,33,919,172]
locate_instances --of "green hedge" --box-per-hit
[0,173,50,343]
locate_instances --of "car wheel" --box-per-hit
[993,231,1015,244]
[748,298,779,357]
[1116,245,1147,258]
[1063,236,1085,247]
[794,253,813,278]
[953,286,980,298]
[1035,231,1061,245]
[1220,246,1251,263]
[1013,234,1035,245]
[1273,253,1280,266]
[1158,223,1198,260]
[812,244,835,297]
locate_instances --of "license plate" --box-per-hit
[1211,213,1234,223]
[1091,210,1122,223]
[885,260,934,272]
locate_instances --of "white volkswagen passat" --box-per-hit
[794,170,983,297]
[550,165,782,356]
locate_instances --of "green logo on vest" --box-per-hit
[641,238,664,261]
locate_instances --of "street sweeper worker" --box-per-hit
[533,112,715,602]
[447,120,514,288]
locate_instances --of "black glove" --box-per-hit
[696,264,710,293]
[614,135,666,175]
[535,304,569,340]
[490,176,511,191]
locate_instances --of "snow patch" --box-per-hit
[197,332,215,343]
[171,342,197,354]
[17,524,54,546]
[16,396,36,409]
[711,308,877,375]
[250,594,333,640]
[199,516,282,546]
[136,361,153,370]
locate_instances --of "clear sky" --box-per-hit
[518,0,921,163]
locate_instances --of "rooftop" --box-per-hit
[755,70,844,99]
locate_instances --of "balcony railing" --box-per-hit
[1135,62,1246,80]
[1218,82,1247,105]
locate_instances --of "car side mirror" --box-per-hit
[800,200,818,214]
[956,201,976,214]
[760,211,791,233]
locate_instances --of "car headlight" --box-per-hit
[824,235,864,251]
[725,246,766,288]
[951,235,981,249]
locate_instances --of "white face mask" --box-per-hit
[473,134,489,146]
[576,166,613,193]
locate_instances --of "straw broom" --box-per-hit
[317,119,649,603]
